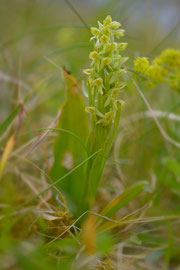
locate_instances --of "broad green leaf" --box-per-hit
[101,181,149,218]
[50,69,89,215]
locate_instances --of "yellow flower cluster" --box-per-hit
[134,57,167,88]
[156,49,180,69]
[133,48,180,92]
[170,70,180,91]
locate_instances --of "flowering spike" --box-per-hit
[83,15,128,126]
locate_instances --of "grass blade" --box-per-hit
[0,135,15,179]
[9,149,101,215]
[0,105,20,137]
[101,181,148,217]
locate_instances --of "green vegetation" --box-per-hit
[0,1,180,269]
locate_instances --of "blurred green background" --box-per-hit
[0,0,180,269]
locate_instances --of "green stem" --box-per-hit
[84,104,122,208]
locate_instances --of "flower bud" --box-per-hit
[101,111,114,126]
[116,69,126,76]
[88,78,93,85]
[110,21,121,29]
[89,51,99,60]
[103,15,112,26]
[102,26,110,36]
[102,57,111,66]
[105,111,114,120]
[85,106,95,113]
[111,88,120,96]
[93,78,103,86]
[93,78,104,94]
[114,29,125,38]
[104,43,116,53]
[117,42,128,51]
[116,100,125,106]
[98,21,103,30]
[83,69,93,75]
[90,27,100,37]
[100,35,109,44]
[116,82,127,89]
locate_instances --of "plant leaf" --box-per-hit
[50,69,89,215]
[101,181,149,217]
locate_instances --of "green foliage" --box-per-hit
[96,231,116,254]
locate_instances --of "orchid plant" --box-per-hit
[82,15,128,207]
